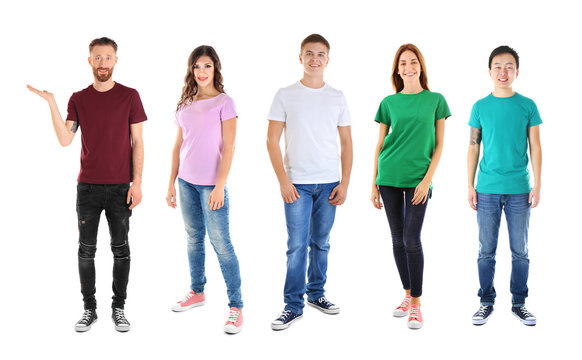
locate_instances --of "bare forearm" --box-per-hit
[530,144,542,187]
[132,139,144,185]
[215,146,234,187]
[340,140,353,186]
[267,140,290,185]
[48,100,75,146]
[467,145,480,188]
[168,146,180,188]
[423,143,443,184]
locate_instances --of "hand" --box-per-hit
[166,185,177,209]
[371,185,383,209]
[529,186,541,208]
[411,180,430,205]
[280,180,300,204]
[208,186,225,210]
[329,182,348,206]
[27,84,55,103]
[127,183,142,210]
[468,187,477,210]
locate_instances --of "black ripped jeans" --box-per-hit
[378,186,430,298]
[76,183,132,310]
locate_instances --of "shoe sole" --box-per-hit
[512,312,536,326]
[115,325,131,332]
[307,302,340,315]
[407,321,423,330]
[224,325,242,334]
[75,318,97,332]
[171,301,205,312]
[271,315,303,330]
[472,318,489,325]
[393,309,408,317]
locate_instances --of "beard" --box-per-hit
[93,67,113,82]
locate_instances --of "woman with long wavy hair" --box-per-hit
[166,45,243,334]
[370,44,451,330]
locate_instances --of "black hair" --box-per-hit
[489,45,519,69]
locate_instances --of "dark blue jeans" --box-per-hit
[379,186,430,298]
[76,183,132,310]
[476,193,530,307]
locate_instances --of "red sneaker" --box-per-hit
[407,304,423,329]
[393,295,411,317]
[224,307,243,334]
[171,290,205,312]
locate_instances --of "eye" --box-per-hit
[205,64,212,68]
[193,65,199,69]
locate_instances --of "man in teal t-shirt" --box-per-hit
[467,46,542,327]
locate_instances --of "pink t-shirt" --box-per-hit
[175,93,237,185]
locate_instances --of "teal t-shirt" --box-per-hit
[375,90,451,187]
[469,92,542,194]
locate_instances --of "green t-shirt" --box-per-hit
[375,90,451,187]
[468,92,542,194]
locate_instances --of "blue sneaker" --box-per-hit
[512,306,536,326]
[472,305,494,325]
[307,297,340,315]
[271,309,302,330]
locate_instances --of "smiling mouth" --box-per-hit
[198,77,208,81]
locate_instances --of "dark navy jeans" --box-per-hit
[76,183,132,310]
[379,186,430,298]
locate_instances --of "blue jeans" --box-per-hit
[283,182,339,314]
[178,178,243,309]
[477,192,530,307]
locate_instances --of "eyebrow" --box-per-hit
[400,58,418,62]
[493,62,514,65]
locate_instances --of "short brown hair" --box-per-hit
[89,37,118,53]
[300,34,330,53]
[391,43,429,93]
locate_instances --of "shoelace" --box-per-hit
[279,310,292,321]
[180,292,195,303]
[409,306,420,320]
[475,305,489,317]
[80,310,93,323]
[398,297,411,309]
[114,309,129,324]
[317,297,334,307]
[518,307,533,318]
[227,309,240,323]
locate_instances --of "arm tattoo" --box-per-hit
[470,127,481,145]
[70,121,79,133]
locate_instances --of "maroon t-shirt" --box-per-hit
[66,83,147,184]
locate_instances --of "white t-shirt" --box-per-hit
[268,81,351,184]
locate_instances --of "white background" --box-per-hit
[1,0,579,358]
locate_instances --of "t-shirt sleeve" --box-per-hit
[174,106,181,127]
[468,102,481,129]
[338,92,352,126]
[267,89,286,122]
[528,101,543,127]
[221,95,238,121]
[435,93,452,120]
[374,98,390,126]
[66,93,79,122]
[129,90,147,124]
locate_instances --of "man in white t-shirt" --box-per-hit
[267,34,353,331]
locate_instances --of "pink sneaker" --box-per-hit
[224,307,243,334]
[407,304,423,329]
[171,290,205,312]
[393,295,411,317]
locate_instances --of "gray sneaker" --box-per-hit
[75,309,97,332]
[112,308,131,332]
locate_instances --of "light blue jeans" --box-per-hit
[178,178,243,309]
[283,182,339,314]
[477,192,530,307]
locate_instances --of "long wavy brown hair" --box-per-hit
[391,44,430,93]
[177,45,225,111]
